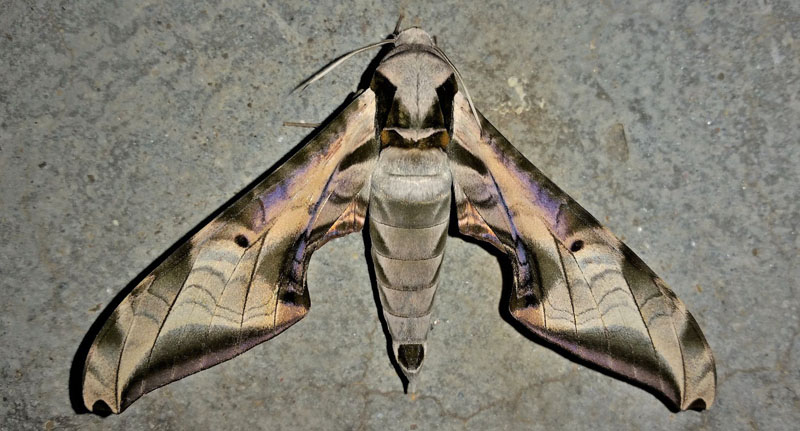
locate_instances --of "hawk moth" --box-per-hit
[80,25,716,414]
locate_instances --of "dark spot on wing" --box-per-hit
[509,291,540,313]
[91,400,112,415]
[279,285,311,309]
[687,398,707,411]
[234,235,249,248]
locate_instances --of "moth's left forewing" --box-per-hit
[447,93,716,410]
[82,90,379,413]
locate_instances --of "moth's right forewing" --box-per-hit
[447,92,716,411]
[82,89,378,413]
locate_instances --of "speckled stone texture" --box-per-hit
[1,1,797,430]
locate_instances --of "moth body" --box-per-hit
[365,31,461,389]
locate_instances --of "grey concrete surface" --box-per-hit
[1,1,797,430]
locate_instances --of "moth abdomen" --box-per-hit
[368,146,452,390]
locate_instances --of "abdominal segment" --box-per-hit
[368,146,452,391]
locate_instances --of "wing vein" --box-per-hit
[112,310,136,406]
[240,235,267,333]
[624,275,658,357]
[209,250,248,324]
[569,252,612,364]
[654,277,688,404]
[555,240,578,336]
[143,255,196,374]
[200,249,249,360]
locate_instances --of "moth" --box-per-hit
[81,24,716,414]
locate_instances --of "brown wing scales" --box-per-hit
[82,90,378,413]
[448,93,716,410]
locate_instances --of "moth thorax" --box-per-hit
[373,51,457,149]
